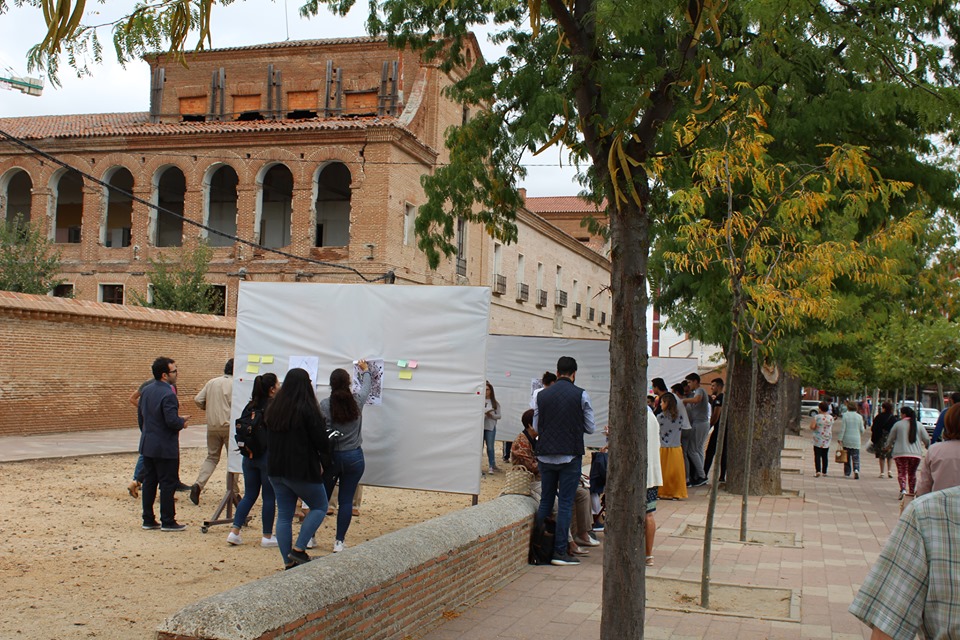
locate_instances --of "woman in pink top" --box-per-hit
[916,404,960,497]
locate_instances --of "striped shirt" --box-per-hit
[849,485,960,640]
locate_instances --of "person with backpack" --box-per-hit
[320,359,372,553]
[886,406,931,497]
[227,373,279,547]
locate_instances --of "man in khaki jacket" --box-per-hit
[189,359,233,505]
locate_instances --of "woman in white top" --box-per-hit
[483,381,502,474]
[886,406,930,496]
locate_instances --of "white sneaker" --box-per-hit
[260,535,279,548]
[333,540,345,553]
[226,532,242,545]
[306,537,317,549]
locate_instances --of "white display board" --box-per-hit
[229,282,491,495]
[485,334,697,448]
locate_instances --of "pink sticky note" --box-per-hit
[408,360,418,369]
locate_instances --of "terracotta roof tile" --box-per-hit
[524,195,608,214]
[0,112,404,142]
[150,36,389,57]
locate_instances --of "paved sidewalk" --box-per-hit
[0,426,208,462]
[422,432,896,640]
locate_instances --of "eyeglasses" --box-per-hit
[168,369,178,374]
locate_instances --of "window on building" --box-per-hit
[315,162,351,247]
[493,243,502,275]
[3,169,32,227]
[260,164,293,249]
[104,168,133,248]
[536,262,544,292]
[99,284,124,305]
[52,283,73,298]
[516,254,525,283]
[155,167,185,247]
[206,165,238,247]
[403,203,416,246]
[54,169,84,244]
[456,218,467,277]
[209,285,227,316]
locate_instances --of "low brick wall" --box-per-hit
[0,291,234,436]
[157,495,536,640]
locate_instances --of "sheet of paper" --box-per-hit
[399,370,413,380]
[354,358,385,405]
[288,355,319,387]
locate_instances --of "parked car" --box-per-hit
[918,407,939,438]
[801,400,821,417]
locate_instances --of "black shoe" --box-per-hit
[161,522,187,532]
[176,482,191,492]
[142,521,161,530]
[288,548,311,566]
[189,484,201,505]
[692,478,708,487]
[550,553,581,566]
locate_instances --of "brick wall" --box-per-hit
[0,291,234,436]
[157,495,536,640]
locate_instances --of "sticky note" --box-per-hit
[247,355,261,363]
[397,359,408,367]
[261,355,274,364]
[246,364,260,374]
[399,370,413,380]
[407,360,418,369]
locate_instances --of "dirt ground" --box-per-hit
[0,447,509,640]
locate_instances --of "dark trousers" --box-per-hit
[502,441,512,462]
[141,456,179,526]
[813,446,829,474]
[704,426,728,480]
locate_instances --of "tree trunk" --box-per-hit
[784,373,802,436]
[724,356,783,496]
[601,195,650,639]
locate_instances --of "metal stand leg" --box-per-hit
[200,471,242,533]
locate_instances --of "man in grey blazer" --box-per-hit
[139,356,190,531]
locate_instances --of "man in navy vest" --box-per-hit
[534,356,596,566]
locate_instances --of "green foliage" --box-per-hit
[0,215,64,294]
[130,241,223,314]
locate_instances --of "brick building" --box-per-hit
[0,36,609,338]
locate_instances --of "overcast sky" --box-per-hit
[0,1,581,197]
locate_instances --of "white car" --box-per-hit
[918,407,939,438]
[801,400,821,417]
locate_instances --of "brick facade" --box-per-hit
[0,36,610,339]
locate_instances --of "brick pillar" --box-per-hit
[79,182,104,261]
[290,185,314,255]
[131,185,154,260]
[235,184,258,260]
[31,187,53,240]
[181,185,204,249]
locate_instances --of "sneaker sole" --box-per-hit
[142,524,161,530]
[550,559,581,566]
[161,526,187,532]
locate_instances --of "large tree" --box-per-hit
[14,0,960,636]
[0,215,64,294]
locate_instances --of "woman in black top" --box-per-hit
[265,368,331,569]
[871,401,897,479]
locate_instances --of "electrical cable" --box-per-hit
[0,127,394,283]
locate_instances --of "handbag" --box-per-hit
[835,447,848,464]
[501,465,533,496]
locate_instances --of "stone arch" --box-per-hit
[255,163,293,248]
[1,168,33,227]
[313,161,352,248]
[202,163,238,247]
[102,166,134,247]
[51,168,84,243]
[153,165,186,247]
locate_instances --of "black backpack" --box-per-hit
[235,403,264,458]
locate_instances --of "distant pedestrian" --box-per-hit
[887,406,930,497]
[870,401,897,478]
[837,400,865,479]
[931,391,960,444]
[681,373,710,488]
[265,368,331,569]
[810,402,833,477]
[189,358,234,506]
[138,357,190,532]
[483,381,501,474]
[703,378,726,482]
[656,392,687,500]
[916,404,960,497]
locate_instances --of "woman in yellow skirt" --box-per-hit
[657,393,688,500]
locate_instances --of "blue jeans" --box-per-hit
[323,448,365,542]
[133,455,144,482]
[233,455,276,535]
[269,476,328,564]
[844,447,861,476]
[535,457,582,557]
[483,428,497,470]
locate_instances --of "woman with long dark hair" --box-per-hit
[483,381,501,474]
[886,406,930,497]
[870,401,897,478]
[320,359,371,553]
[656,392,687,500]
[227,373,279,547]
[264,368,330,569]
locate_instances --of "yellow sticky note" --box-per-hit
[261,355,274,364]
[246,364,260,374]
[399,370,413,380]
[247,355,261,363]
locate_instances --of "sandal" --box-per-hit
[645,556,654,566]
